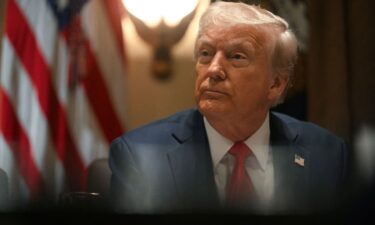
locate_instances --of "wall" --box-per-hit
[307,0,375,143]
[121,0,210,130]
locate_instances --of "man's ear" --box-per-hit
[268,72,289,104]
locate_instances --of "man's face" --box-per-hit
[195,25,280,122]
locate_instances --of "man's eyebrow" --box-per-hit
[196,37,214,46]
[227,40,256,52]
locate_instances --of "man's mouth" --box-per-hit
[201,88,229,98]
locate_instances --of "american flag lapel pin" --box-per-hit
[294,154,305,167]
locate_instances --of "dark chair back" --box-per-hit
[87,158,111,198]
[58,158,112,212]
[0,168,9,210]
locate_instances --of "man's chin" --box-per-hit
[197,101,229,118]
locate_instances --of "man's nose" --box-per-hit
[207,53,226,80]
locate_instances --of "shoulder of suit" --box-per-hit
[112,108,198,143]
[271,111,345,144]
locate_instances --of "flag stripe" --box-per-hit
[1,37,66,199]
[16,0,106,168]
[18,0,109,169]
[16,0,70,107]
[81,0,128,131]
[0,134,30,207]
[56,1,124,143]
[81,41,124,143]
[61,4,125,143]
[1,0,128,204]
[16,0,58,68]
[102,0,127,62]
[53,26,110,166]
[6,0,86,190]
[0,88,43,199]
[66,87,109,165]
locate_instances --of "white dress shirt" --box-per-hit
[204,113,274,212]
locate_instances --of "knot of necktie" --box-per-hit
[228,142,252,161]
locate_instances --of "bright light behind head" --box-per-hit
[122,0,199,27]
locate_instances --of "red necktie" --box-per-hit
[226,142,254,206]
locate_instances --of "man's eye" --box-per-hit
[199,50,210,57]
[231,53,247,60]
[197,50,212,64]
[230,53,250,67]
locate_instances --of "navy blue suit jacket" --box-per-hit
[109,109,348,214]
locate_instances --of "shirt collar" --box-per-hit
[204,113,270,171]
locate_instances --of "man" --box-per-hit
[109,2,348,214]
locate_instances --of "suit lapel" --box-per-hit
[165,110,311,212]
[270,112,310,213]
[167,110,219,210]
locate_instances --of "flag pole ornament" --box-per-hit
[123,0,199,81]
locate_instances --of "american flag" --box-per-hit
[0,0,127,208]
